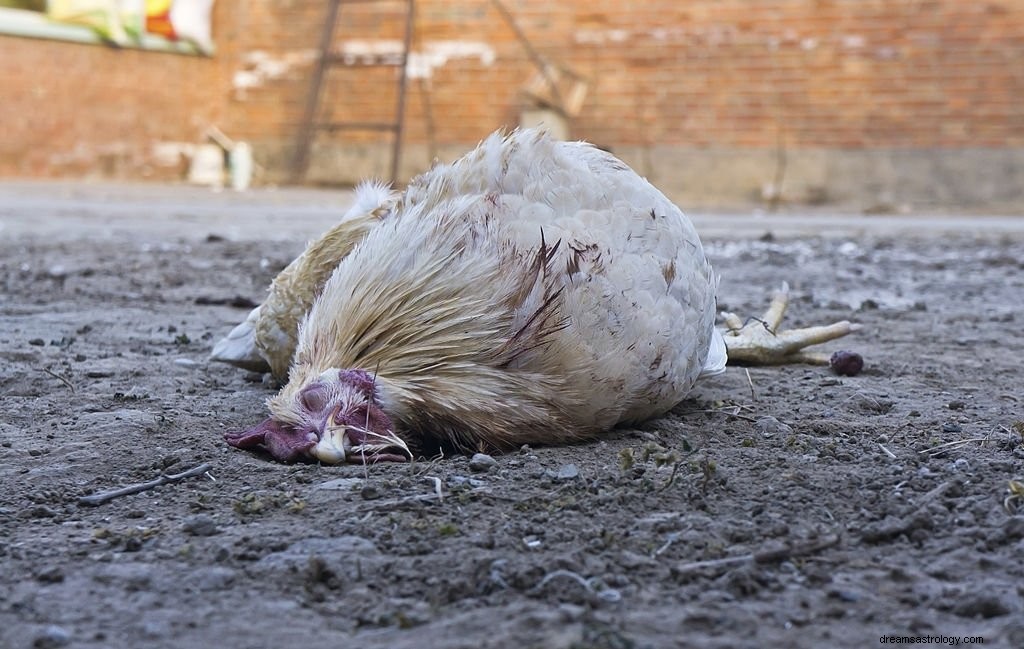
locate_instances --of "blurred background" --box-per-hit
[1,0,1023,212]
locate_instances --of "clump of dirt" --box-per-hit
[2,189,1023,648]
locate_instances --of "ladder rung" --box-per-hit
[323,55,407,67]
[315,121,401,132]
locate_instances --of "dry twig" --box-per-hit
[675,534,840,577]
[918,437,990,457]
[39,368,75,393]
[878,443,897,460]
[426,475,444,503]
[78,463,213,507]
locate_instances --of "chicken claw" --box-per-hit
[720,282,859,366]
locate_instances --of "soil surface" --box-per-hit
[2,182,1023,649]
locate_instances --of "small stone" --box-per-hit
[943,422,963,434]
[827,588,862,603]
[554,463,580,481]
[36,566,65,583]
[755,416,792,439]
[27,505,57,518]
[951,592,1011,619]
[947,458,970,472]
[174,358,198,367]
[140,620,170,639]
[182,514,220,537]
[829,350,864,376]
[468,453,497,473]
[360,484,381,500]
[195,566,237,591]
[34,625,71,649]
[28,338,45,346]
[1003,517,1024,541]
[448,475,487,488]
[947,400,966,410]
[314,477,364,491]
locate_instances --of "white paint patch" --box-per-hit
[232,49,319,95]
[337,40,496,79]
[576,26,743,46]
[842,34,866,49]
[574,28,634,45]
[151,142,197,167]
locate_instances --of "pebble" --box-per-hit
[314,477,364,491]
[552,463,580,481]
[827,588,862,603]
[360,484,381,500]
[449,475,487,488]
[141,620,170,639]
[999,517,1024,542]
[951,592,1011,619]
[27,505,57,519]
[34,625,71,649]
[173,358,198,367]
[947,458,970,472]
[829,350,864,376]
[35,566,64,584]
[755,416,792,439]
[47,265,68,279]
[468,453,497,473]
[182,514,220,537]
[194,566,237,591]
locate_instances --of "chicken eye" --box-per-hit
[300,385,328,412]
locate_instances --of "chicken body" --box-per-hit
[223,129,728,463]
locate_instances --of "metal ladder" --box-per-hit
[289,0,415,185]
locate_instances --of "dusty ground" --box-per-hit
[2,182,1023,649]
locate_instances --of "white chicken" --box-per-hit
[213,129,855,464]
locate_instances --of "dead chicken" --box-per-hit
[212,129,855,463]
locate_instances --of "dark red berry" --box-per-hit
[830,351,864,376]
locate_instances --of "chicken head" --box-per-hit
[225,369,411,464]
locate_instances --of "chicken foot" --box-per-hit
[719,282,859,366]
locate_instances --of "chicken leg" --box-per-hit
[719,282,858,365]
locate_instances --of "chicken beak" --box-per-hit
[312,426,348,464]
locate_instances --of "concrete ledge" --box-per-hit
[1,180,1021,244]
[254,139,1024,213]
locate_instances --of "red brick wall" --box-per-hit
[2,0,1023,196]
[223,0,1024,149]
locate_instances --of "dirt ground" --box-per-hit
[2,182,1023,649]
